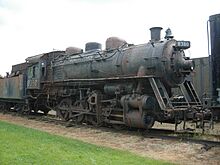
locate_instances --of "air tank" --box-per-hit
[209,14,220,102]
[85,42,102,51]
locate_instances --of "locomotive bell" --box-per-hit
[150,27,163,42]
[165,28,174,39]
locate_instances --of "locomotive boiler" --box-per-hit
[0,27,213,130]
[53,27,193,87]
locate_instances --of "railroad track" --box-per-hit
[143,130,220,148]
[1,110,220,149]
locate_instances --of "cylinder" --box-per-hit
[209,14,220,100]
[125,111,154,128]
[120,94,156,110]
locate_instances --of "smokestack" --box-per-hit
[150,27,163,42]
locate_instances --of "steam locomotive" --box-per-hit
[0,27,213,130]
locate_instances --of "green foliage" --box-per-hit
[0,121,172,165]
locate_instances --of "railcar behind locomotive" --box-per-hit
[189,13,220,120]
[0,27,213,130]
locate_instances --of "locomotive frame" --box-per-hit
[0,27,213,131]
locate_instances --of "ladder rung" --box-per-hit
[107,120,124,124]
[109,114,123,118]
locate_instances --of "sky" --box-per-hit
[0,0,219,75]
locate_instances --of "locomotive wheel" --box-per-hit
[0,103,4,111]
[144,115,155,129]
[56,98,72,121]
[112,124,126,130]
[1,103,11,113]
[43,110,49,115]
[0,103,6,112]
[71,101,85,124]
[88,116,98,126]
[21,104,31,115]
[71,113,85,124]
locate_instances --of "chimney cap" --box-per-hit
[149,27,163,30]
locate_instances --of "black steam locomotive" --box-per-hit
[0,27,213,130]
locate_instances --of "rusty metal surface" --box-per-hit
[0,75,25,100]
[190,57,211,99]
[105,37,127,50]
[11,62,27,74]
[26,54,44,64]
[65,47,83,55]
[52,39,193,87]
[0,27,212,131]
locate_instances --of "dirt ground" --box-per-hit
[0,113,220,165]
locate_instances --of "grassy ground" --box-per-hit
[0,121,172,165]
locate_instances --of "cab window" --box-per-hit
[32,66,36,78]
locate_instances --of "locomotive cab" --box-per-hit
[26,54,45,89]
[26,53,50,89]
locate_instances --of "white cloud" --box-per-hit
[0,0,219,75]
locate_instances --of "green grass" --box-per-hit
[0,121,172,165]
